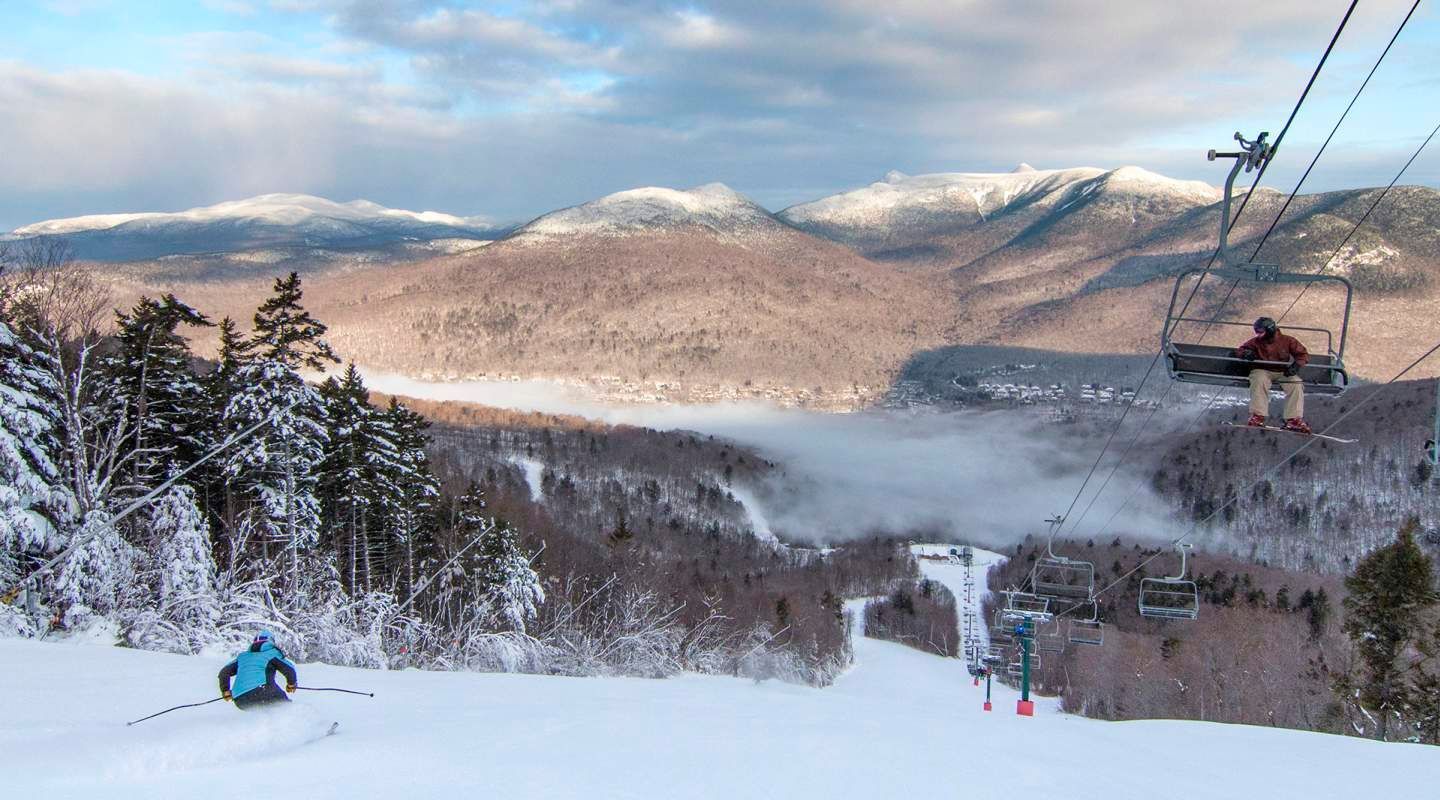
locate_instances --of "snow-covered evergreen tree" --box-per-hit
[319,364,401,592]
[51,509,137,631]
[383,397,439,598]
[101,295,212,489]
[222,359,328,586]
[472,511,544,634]
[0,321,74,635]
[149,484,219,651]
[252,272,339,372]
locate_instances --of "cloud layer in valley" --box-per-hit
[2,1,1437,230]
[362,373,1181,551]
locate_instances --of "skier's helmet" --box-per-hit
[253,629,275,647]
[1253,316,1278,336]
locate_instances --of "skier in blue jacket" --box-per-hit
[218,630,298,710]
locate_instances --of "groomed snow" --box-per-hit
[12,194,495,236]
[4,545,1434,799]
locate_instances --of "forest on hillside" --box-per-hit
[0,240,915,685]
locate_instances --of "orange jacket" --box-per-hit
[1236,331,1309,367]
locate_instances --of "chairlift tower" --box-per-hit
[1015,616,1036,716]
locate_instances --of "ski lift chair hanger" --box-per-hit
[1030,515,1095,600]
[1161,131,1351,396]
[1138,543,1200,621]
[1068,600,1105,647]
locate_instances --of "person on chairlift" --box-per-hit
[1236,316,1311,434]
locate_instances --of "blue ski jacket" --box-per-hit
[219,638,297,698]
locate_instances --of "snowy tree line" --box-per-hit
[0,241,542,669]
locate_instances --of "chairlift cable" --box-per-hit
[1075,115,1440,552]
[1183,0,1420,345]
[1168,0,1361,334]
[1058,2,1410,542]
[1248,0,1422,265]
[1050,335,1440,623]
[1050,2,1360,534]
[1277,116,1440,324]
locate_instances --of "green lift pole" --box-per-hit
[1017,617,1035,716]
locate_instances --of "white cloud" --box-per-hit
[2,1,1433,229]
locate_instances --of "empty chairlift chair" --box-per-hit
[1030,530,1095,600]
[990,609,1015,644]
[1002,590,1052,622]
[1068,601,1104,647]
[1162,132,1351,396]
[1138,543,1200,621]
[1036,618,1066,655]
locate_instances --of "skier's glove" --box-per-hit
[222,690,232,701]
[286,683,296,694]
[1239,347,1258,361]
[1283,362,1300,378]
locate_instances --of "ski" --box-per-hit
[326,721,339,736]
[1223,422,1355,444]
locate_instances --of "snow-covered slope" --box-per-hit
[508,183,781,241]
[7,194,505,261]
[4,596,1432,798]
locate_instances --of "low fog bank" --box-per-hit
[365,374,1178,549]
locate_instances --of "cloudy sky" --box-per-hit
[2,0,1437,231]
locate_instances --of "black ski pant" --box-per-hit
[234,683,290,710]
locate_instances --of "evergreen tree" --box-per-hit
[102,295,212,488]
[318,364,400,592]
[222,359,328,586]
[1339,519,1438,740]
[251,272,339,372]
[199,317,256,538]
[382,397,439,598]
[52,509,136,629]
[0,320,74,634]
[474,519,544,634]
[150,484,219,652]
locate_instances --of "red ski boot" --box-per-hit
[1246,413,1266,428]
[1283,418,1312,435]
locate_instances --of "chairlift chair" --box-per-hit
[1002,590,1053,622]
[1138,543,1200,621]
[990,609,1015,644]
[1068,601,1104,647]
[1030,516,1095,599]
[1036,618,1066,655]
[1161,132,1351,396]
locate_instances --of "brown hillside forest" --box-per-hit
[7,231,1439,743]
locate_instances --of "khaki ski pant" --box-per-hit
[1248,369,1304,419]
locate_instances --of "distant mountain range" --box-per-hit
[23,167,1440,404]
[5,194,511,262]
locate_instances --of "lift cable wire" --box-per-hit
[1057,1,1414,542]
[1049,1,1361,539]
[1167,0,1361,337]
[1180,0,1420,352]
[1074,113,1440,550]
[1246,0,1421,265]
[1277,116,1440,324]
[1051,335,1440,623]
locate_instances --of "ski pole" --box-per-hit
[126,697,223,726]
[296,686,374,697]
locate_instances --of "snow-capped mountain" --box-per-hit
[7,194,509,261]
[780,165,1220,259]
[508,183,782,242]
